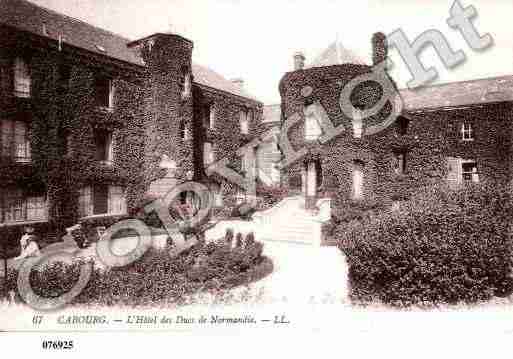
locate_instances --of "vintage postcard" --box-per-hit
[1,0,513,356]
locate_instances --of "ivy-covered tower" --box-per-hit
[128,33,195,197]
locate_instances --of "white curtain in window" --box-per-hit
[107,133,113,163]
[14,121,30,162]
[353,166,363,199]
[27,196,47,221]
[108,186,127,215]
[240,110,249,134]
[204,142,214,165]
[3,188,24,222]
[209,105,216,129]
[14,58,31,98]
[304,105,322,140]
[352,108,363,138]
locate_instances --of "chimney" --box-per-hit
[231,78,244,91]
[372,32,388,65]
[293,52,305,70]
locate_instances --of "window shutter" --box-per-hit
[446,157,461,189]
[1,120,13,157]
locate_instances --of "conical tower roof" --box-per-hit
[307,37,364,68]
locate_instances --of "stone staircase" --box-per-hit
[205,196,331,246]
[253,196,331,245]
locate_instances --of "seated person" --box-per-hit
[16,226,41,259]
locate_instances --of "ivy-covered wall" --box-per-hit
[279,36,513,219]
[0,28,263,255]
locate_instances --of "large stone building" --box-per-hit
[0,0,263,253]
[280,33,513,215]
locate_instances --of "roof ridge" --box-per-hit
[400,74,513,92]
[22,0,134,43]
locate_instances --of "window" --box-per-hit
[240,109,250,134]
[204,142,214,166]
[180,122,190,141]
[1,120,31,162]
[241,149,255,174]
[14,58,31,98]
[58,64,71,93]
[396,116,409,135]
[352,160,364,199]
[94,76,114,109]
[461,123,473,141]
[211,184,223,207]
[447,157,479,187]
[393,151,407,175]
[94,129,113,164]
[236,189,246,204]
[182,72,191,99]
[352,108,363,138]
[304,104,322,141]
[462,160,479,183]
[108,186,127,215]
[204,104,215,129]
[61,129,72,156]
[79,185,127,218]
[0,188,47,223]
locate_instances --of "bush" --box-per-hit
[1,236,271,307]
[340,184,513,306]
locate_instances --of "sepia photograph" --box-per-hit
[0,0,513,356]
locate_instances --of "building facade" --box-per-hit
[0,0,263,254]
[279,32,513,216]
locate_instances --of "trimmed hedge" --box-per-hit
[1,235,272,307]
[340,184,513,306]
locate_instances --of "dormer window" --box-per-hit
[14,57,31,98]
[94,76,114,109]
[240,109,250,135]
[461,123,473,141]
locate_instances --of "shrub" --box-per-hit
[340,184,513,306]
[1,237,271,307]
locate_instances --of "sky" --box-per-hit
[28,0,513,105]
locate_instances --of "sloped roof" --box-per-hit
[400,75,513,110]
[191,63,258,100]
[1,0,259,101]
[307,40,364,68]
